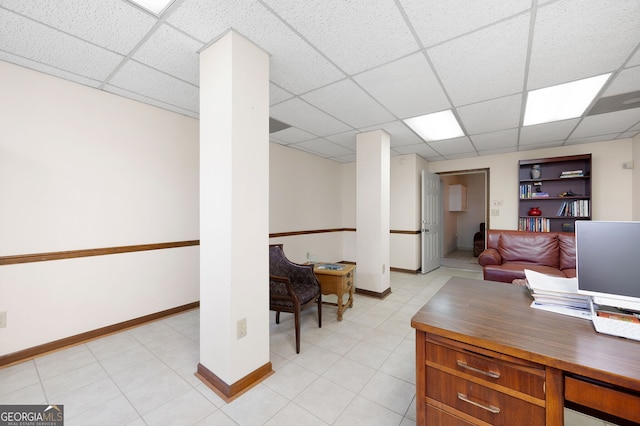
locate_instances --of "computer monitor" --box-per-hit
[576,220,640,311]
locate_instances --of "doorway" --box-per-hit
[439,169,488,271]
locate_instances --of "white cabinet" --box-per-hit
[448,184,467,211]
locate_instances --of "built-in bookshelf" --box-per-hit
[518,154,591,232]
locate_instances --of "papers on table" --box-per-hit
[524,269,591,319]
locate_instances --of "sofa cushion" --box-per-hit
[498,233,559,268]
[558,233,576,270]
[484,263,568,283]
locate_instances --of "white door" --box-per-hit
[421,170,441,274]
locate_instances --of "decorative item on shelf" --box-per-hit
[558,190,579,197]
[528,207,542,216]
[530,164,542,179]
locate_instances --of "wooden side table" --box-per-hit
[313,263,355,321]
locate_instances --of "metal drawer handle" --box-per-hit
[457,393,501,414]
[456,360,500,378]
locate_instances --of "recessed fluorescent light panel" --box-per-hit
[128,0,174,15]
[524,73,611,126]
[404,110,464,142]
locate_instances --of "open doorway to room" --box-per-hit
[438,169,488,271]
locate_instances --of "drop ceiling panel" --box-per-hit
[269,127,316,144]
[325,131,358,151]
[457,94,522,135]
[104,84,198,118]
[169,0,344,94]
[263,0,419,75]
[628,49,640,68]
[519,119,579,145]
[132,24,203,85]
[602,66,640,96]
[427,137,475,156]
[1,0,156,54]
[470,128,519,151]
[108,60,199,112]
[0,9,124,81]
[428,13,529,106]
[565,133,623,145]
[291,139,353,158]
[571,109,640,138]
[400,0,531,47]
[527,0,640,90]
[302,79,394,128]
[359,120,424,147]
[394,143,440,159]
[270,84,294,105]
[0,51,102,88]
[354,53,450,119]
[269,98,352,136]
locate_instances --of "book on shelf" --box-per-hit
[560,169,584,178]
[531,192,549,198]
[524,269,591,319]
[557,200,589,217]
[518,217,550,232]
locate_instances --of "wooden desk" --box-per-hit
[313,264,355,321]
[411,277,640,425]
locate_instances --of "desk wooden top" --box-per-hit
[313,263,355,276]
[411,277,640,392]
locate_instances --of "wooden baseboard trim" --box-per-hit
[390,267,420,274]
[0,302,199,368]
[355,287,392,299]
[196,361,273,402]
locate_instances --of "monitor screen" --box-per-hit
[576,221,640,305]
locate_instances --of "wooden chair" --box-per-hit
[269,244,322,353]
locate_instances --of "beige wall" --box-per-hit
[0,62,200,356]
[633,134,640,220]
[428,140,635,228]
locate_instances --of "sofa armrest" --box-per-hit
[478,248,502,266]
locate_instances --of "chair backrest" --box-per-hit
[269,244,291,277]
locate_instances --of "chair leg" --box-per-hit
[276,311,280,324]
[317,294,322,328]
[294,309,301,354]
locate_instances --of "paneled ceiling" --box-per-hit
[1,0,639,162]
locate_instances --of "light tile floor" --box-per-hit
[0,267,615,425]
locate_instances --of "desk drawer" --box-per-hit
[426,405,475,425]
[566,376,640,424]
[426,341,545,399]
[427,368,545,426]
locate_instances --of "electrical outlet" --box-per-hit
[237,318,247,339]
[491,209,500,216]
[0,311,6,328]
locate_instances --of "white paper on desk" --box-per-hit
[524,269,579,295]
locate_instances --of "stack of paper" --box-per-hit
[524,270,592,319]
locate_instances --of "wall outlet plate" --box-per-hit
[237,318,247,339]
[0,311,6,328]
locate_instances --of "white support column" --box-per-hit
[198,31,271,399]
[356,130,391,296]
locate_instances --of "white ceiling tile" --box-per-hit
[354,53,450,119]
[457,94,522,135]
[519,119,580,145]
[269,127,316,144]
[470,128,519,151]
[393,143,440,158]
[0,9,124,81]
[269,98,352,136]
[428,13,529,106]
[519,140,564,150]
[359,120,424,147]
[104,84,199,118]
[565,134,622,145]
[427,137,475,156]
[325,131,358,150]
[618,131,640,139]
[478,146,518,156]
[628,49,640,68]
[263,0,419,75]
[399,0,531,47]
[169,0,344,94]
[270,84,294,105]
[291,139,354,158]
[302,79,394,128]
[572,109,640,138]
[108,60,199,112]
[333,154,357,163]
[1,0,156,54]
[132,24,202,85]
[443,151,479,160]
[0,51,101,88]
[527,0,640,90]
[603,66,640,97]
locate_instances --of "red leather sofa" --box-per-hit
[478,229,576,283]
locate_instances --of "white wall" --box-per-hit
[428,140,635,228]
[633,134,640,221]
[269,143,344,263]
[0,62,199,356]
